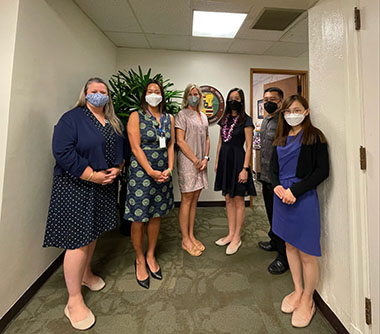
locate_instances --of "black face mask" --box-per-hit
[228,100,242,111]
[264,101,278,114]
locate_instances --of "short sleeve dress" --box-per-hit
[124,110,174,223]
[43,107,119,250]
[175,109,209,193]
[214,115,256,197]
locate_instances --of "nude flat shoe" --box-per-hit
[215,237,230,246]
[226,240,242,255]
[82,277,105,291]
[291,302,316,328]
[193,240,206,251]
[182,244,202,257]
[281,292,298,313]
[64,305,95,331]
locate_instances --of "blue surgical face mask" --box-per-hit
[187,95,200,107]
[86,93,109,108]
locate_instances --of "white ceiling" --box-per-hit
[74,0,319,57]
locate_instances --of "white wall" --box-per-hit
[117,48,308,202]
[309,0,371,333]
[360,0,380,333]
[0,0,19,228]
[0,0,117,319]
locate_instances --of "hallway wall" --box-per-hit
[0,0,117,320]
[117,49,308,202]
[309,0,371,333]
[0,0,19,228]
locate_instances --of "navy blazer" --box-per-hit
[52,106,126,178]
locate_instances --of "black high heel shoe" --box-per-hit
[134,260,150,289]
[145,254,162,280]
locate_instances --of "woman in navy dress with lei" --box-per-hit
[214,88,256,255]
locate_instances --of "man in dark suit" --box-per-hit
[258,87,289,275]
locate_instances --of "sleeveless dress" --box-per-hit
[272,134,321,256]
[214,116,256,197]
[43,107,118,249]
[124,110,174,223]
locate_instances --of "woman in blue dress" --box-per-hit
[270,95,329,328]
[125,80,175,289]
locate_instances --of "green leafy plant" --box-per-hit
[109,66,183,127]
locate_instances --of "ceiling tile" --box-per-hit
[191,0,256,13]
[105,32,150,48]
[146,34,190,51]
[228,39,274,55]
[263,41,308,57]
[280,17,308,43]
[74,0,141,32]
[190,37,233,52]
[129,0,192,35]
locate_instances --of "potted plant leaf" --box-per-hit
[109,66,182,235]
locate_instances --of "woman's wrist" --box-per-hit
[167,168,173,176]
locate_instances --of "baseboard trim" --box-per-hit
[314,291,349,333]
[0,249,349,334]
[174,201,250,207]
[0,251,65,334]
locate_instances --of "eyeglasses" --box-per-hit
[282,108,305,115]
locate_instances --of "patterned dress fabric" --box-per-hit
[272,134,322,256]
[43,107,118,249]
[124,110,174,223]
[175,108,209,193]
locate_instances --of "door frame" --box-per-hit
[249,68,309,207]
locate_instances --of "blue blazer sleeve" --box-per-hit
[52,117,89,178]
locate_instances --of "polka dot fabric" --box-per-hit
[124,110,174,223]
[43,107,118,249]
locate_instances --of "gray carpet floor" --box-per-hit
[4,189,335,333]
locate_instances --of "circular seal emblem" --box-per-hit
[200,85,225,124]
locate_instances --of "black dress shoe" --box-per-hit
[147,264,162,280]
[134,260,150,289]
[258,241,276,252]
[268,259,289,275]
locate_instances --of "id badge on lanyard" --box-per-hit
[159,134,166,148]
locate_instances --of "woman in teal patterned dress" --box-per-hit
[125,80,175,289]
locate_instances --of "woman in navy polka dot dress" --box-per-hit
[125,80,174,289]
[43,77,125,330]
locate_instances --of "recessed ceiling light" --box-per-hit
[192,10,247,38]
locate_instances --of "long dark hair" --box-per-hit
[218,88,248,126]
[140,79,166,114]
[273,94,327,146]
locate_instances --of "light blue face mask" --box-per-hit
[187,95,200,107]
[86,93,109,108]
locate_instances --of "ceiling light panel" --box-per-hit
[192,11,247,38]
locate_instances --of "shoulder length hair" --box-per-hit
[219,88,248,126]
[273,94,327,146]
[74,77,124,136]
[140,79,166,114]
[181,83,204,112]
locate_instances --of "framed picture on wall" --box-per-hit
[257,99,264,119]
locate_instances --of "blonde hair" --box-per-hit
[74,77,124,136]
[181,83,204,112]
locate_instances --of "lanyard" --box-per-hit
[146,108,164,136]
